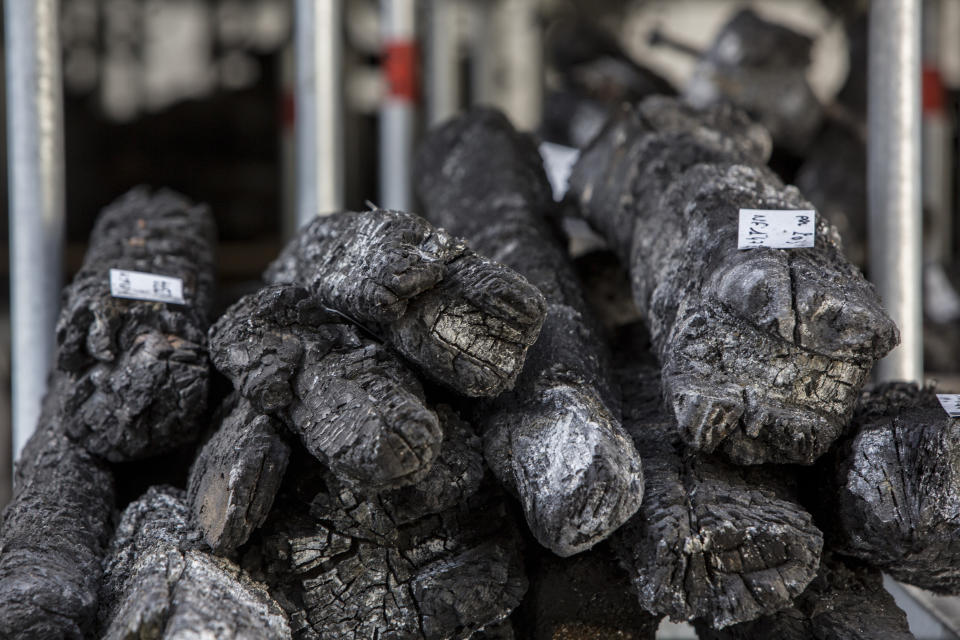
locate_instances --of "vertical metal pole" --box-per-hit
[425,0,459,127]
[296,0,344,227]
[5,0,65,461]
[379,0,417,211]
[868,0,923,382]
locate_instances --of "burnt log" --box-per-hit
[187,396,291,554]
[695,552,915,640]
[824,383,960,593]
[55,187,215,461]
[208,284,443,490]
[98,485,291,639]
[0,379,115,640]
[264,208,547,398]
[611,354,823,629]
[415,108,644,557]
[569,96,899,464]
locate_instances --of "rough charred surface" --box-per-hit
[521,543,661,639]
[696,553,914,640]
[265,209,547,398]
[99,486,291,639]
[611,359,822,629]
[569,97,899,464]
[188,396,291,554]
[245,479,528,640]
[0,381,115,640]
[56,187,215,461]
[415,109,644,556]
[684,9,822,154]
[825,383,960,593]
[209,284,443,490]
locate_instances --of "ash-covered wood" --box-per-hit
[265,208,547,398]
[0,380,115,640]
[188,396,290,554]
[696,552,915,640]
[521,543,661,639]
[209,284,443,490]
[825,383,960,593]
[569,96,899,465]
[99,486,290,639]
[56,187,215,461]
[415,108,644,557]
[612,354,823,629]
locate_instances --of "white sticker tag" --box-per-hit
[110,269,185,304]
[738,209,816,250]
[937,394,960,417]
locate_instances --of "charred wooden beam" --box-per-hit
[695,552,915,640]
[414,108,644,557]
[569,97,898,464]
[0,380,115,640]
[823,383,960,593]
[187,396,291,554]
[611,355,822,629]
[55,187,215,461]
[264,208,547,398]
[208,284,443,491]
[98,486,290,639]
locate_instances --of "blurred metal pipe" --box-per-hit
[295,0,344,225]
[379,0,417,210]
[425,0,459,127]
[5,0,65,461]
[868,0,923,382]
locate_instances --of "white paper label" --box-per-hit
[110,269,185,304]
[937,394,960,417]
[737,209,816,249]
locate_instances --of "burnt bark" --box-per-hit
[0,378,115,640]
[824,383,960,593]
[209,284,443,491]
[569,96,899,464]
[414,108,644,557]
[98,485,291,639]
[611,357,823,629]
[695,552,914,640]
[188,396,291,554]
[264,208,547,398]
[55,187,215,461]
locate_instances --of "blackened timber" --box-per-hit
[98,486,290,639]
[187,396,290,554]
[569,97,898,464]
[264,208,547,398]
[208,284,443,490]
[55,187,215,461]
[415,108,644,557]
[0,379,115,640]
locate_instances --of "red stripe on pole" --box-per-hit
[923,66,945,115]
[384,40,419,102]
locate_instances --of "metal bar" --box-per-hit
[5,0,66,461]
[295,0,344,226]
[379,0,417,210]
[868,0,923,382]
[425,0,459,127]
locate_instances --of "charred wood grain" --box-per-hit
[55,187,215,461]
[209,284,443,491]
[0,379,115,640]
[414,108,644,557]
[695,552,914,640]
[611,357,823,628]
[264,208,547,398]
[569,97,898,464]
[188,396,291,554]
[98,485,291,639]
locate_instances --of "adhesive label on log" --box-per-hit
[937,394,960,417]
[110,269,185,304]
[738,209,815,249]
